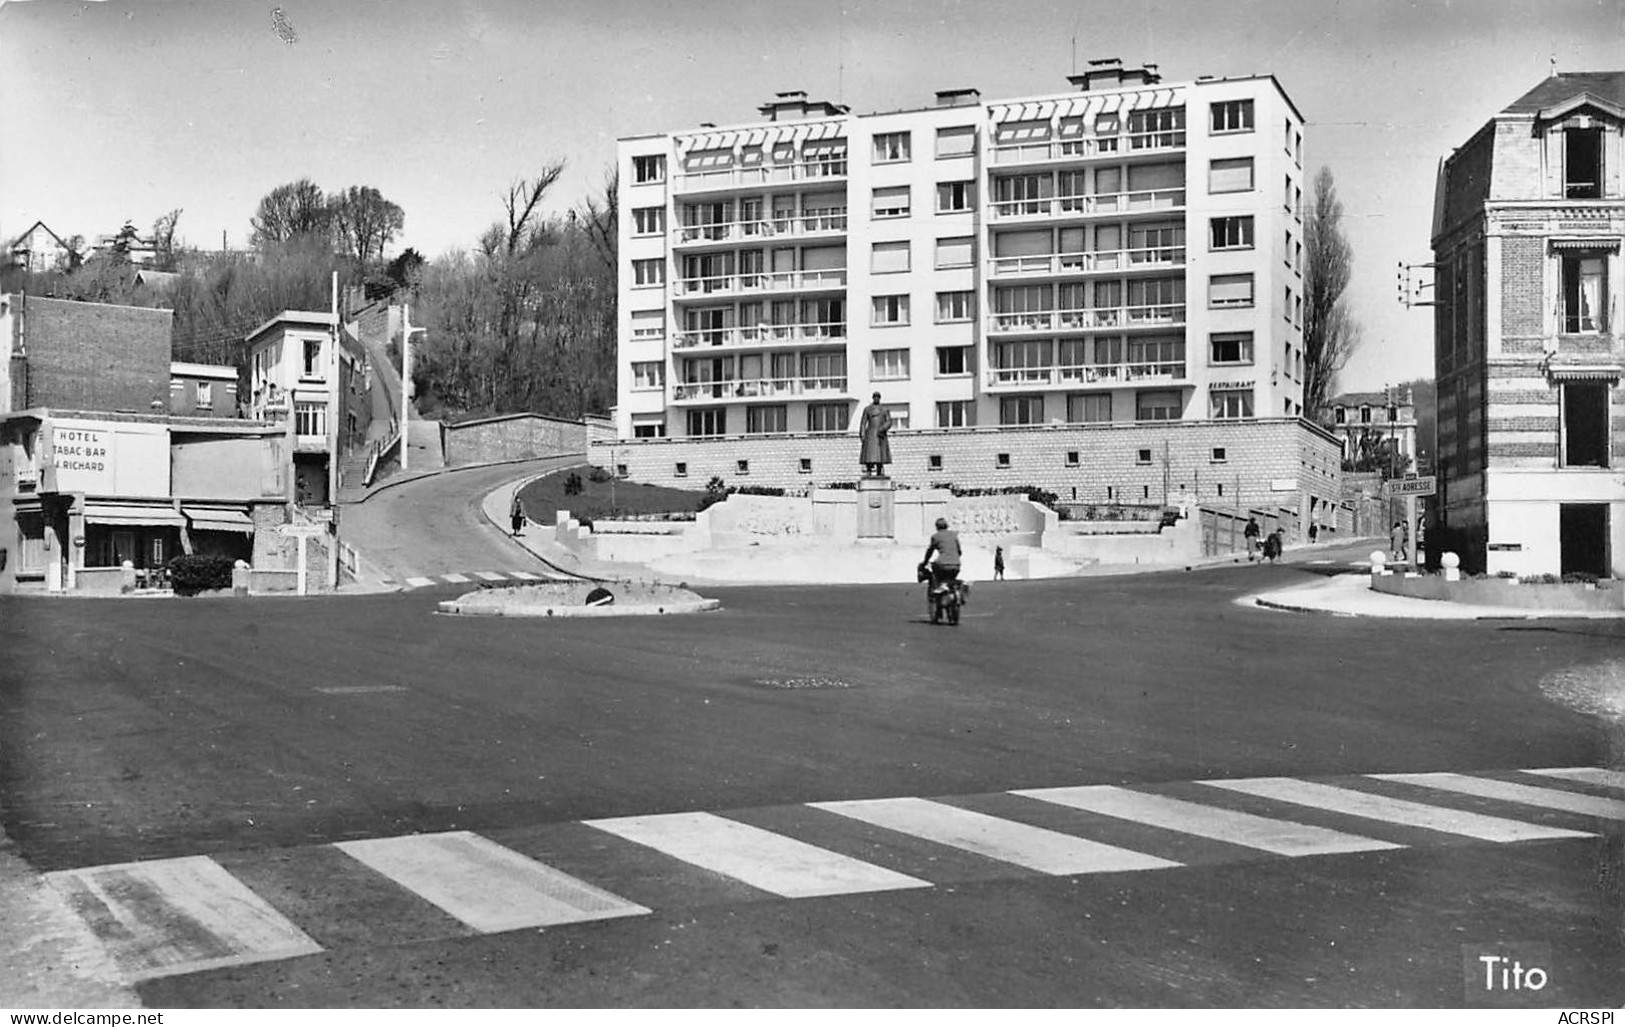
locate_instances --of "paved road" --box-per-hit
[2,560,1621,1007]
[337,458,584,585]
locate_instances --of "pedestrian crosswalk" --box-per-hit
[43,766,1621,984]
[399,569,556,590]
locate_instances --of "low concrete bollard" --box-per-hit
[1369,551,1388,578]
[1441,551,1460,582]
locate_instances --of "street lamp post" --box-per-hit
[401,304,426,471]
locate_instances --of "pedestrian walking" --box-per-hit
[510,493,526,536]
[1243,517,1261,561]
[993,546,1005,581]
[1308,521,1319,544]
[1262,528,1283,564]
[1390,520,1408,563]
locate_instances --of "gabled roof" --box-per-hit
[1501,72,1625,115]
[6,220,74,254]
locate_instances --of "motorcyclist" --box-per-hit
[923,516,962,597]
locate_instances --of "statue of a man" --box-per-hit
[859,392,893,476]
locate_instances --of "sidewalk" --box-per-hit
[1247,572,1625,620]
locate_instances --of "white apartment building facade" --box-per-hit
[616,62,1307,444]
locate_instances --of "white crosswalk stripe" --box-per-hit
[473,571,508,581]
[1013,785,1403,857]
[1199,778,1593,842]
[1370,772,1625,820]
[404,576,435,588]
[335,831,649,931]
[509,571,543,581]
[45,856,322,982]
[585,811,930,898]
[810,796,1179,874]
[1524,766,1625,791]
[440,573,472,583]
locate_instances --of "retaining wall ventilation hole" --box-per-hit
[752,677,855,690]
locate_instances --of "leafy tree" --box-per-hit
[1303,166,1362,422]
[151,208,183,271]
[329,185,404,266]
[250,179,329,249]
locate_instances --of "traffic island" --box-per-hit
[437,581,720,618]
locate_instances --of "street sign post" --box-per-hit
[1387,475,1436,497]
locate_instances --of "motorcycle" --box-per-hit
[918,563,969,626]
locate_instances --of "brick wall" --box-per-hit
[591,418,1342,514]
[22,297,171,412]
[1499,236,1544,338]
[443,413,588,465]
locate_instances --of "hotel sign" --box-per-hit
[52,427,115,493]
[47,422,170,496]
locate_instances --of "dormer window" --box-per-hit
[1565,125,1602,199]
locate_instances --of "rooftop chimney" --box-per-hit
[757,90,848,122]
[934,87,981,107]
[1068,57,1162,92]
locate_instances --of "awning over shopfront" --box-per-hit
[181,506,254,533]
[82,502,186,528]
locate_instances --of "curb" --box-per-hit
[1251,597,1356,617]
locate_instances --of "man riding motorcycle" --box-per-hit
[922,516,962,597]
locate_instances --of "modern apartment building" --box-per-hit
[1431,71,1625,577]
[615,60,1310,458]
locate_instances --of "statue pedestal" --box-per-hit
[856,475,895,539]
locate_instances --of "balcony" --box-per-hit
[983,361,1188,390]
[674,208,848,247]
[673,159,848,194]
[672,376,849,403]
[986,304,1187,335]
[990,188,1185,221]
[989,129,1185,166]
[672,321,847,350]
[988,245,1185,278]
[672,268,847,301]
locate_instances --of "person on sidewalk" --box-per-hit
[1390,520,1408,563]
[993,546,1005,581]
[1262,528,1283,564]
[1243,517,1261,561]
[510,493,526,536]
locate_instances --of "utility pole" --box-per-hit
[401,304,426,471]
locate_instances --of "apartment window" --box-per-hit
[1128,107,1184,148]
[633,155,665,184]
[936,180,974,213]
[631,310,665,339]
[687,408,727,437]
[1360,406,1372,424]
[1209,273,1255,308]
[936,400,975,427]
[745,405,788,435]
[808,402,849,433]
[1136,390,1182,421]
[632,206,666,235]
[1334,407,1346,424]
[632,419,665,438]
[936,126,976,158]
[872,186,911,218]
[1210,216,1254,250]
[883,404,911,430]
[935,346,971,376]
[1209,331,1254,365]
[871,348,910,380]
[1294,294,1303,328]
[1210,99,1254,133]
[873,131,911,163]
[1285,229,1294,266]
[1208,157,1254,193]
[1209,388,1255,419]
[631,360,665,390]
[294,401,326,436]
[1284,285,1294,322]
[872,241,910,274]
[935,290,974,322]
[195,381,212,408]
[1565,126,1603,199]
[302,339,322,378]
[871,294,910,326]
[1561,252,1607,333]
[1562,382,1610,467]
[1067,393,1112,423]
[1000,395,1045,425]
[935,236,973,269]
[632,258,665,287]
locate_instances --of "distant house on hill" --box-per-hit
[6,221,80,274]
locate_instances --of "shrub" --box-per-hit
[1561,571,1599,585]
[587,466,613,484]
[167,554,236,597]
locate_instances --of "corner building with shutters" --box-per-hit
[609,62,1338,522]
[1431,72,1625,577]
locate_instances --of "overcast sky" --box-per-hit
[2,0,1621,392]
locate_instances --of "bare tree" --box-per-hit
[249,179,329,249]
[575,166,618,276]
[1302,166,1361,421]
[152,208,183,271]
[329,185,405,266]
[484,162,567,260]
